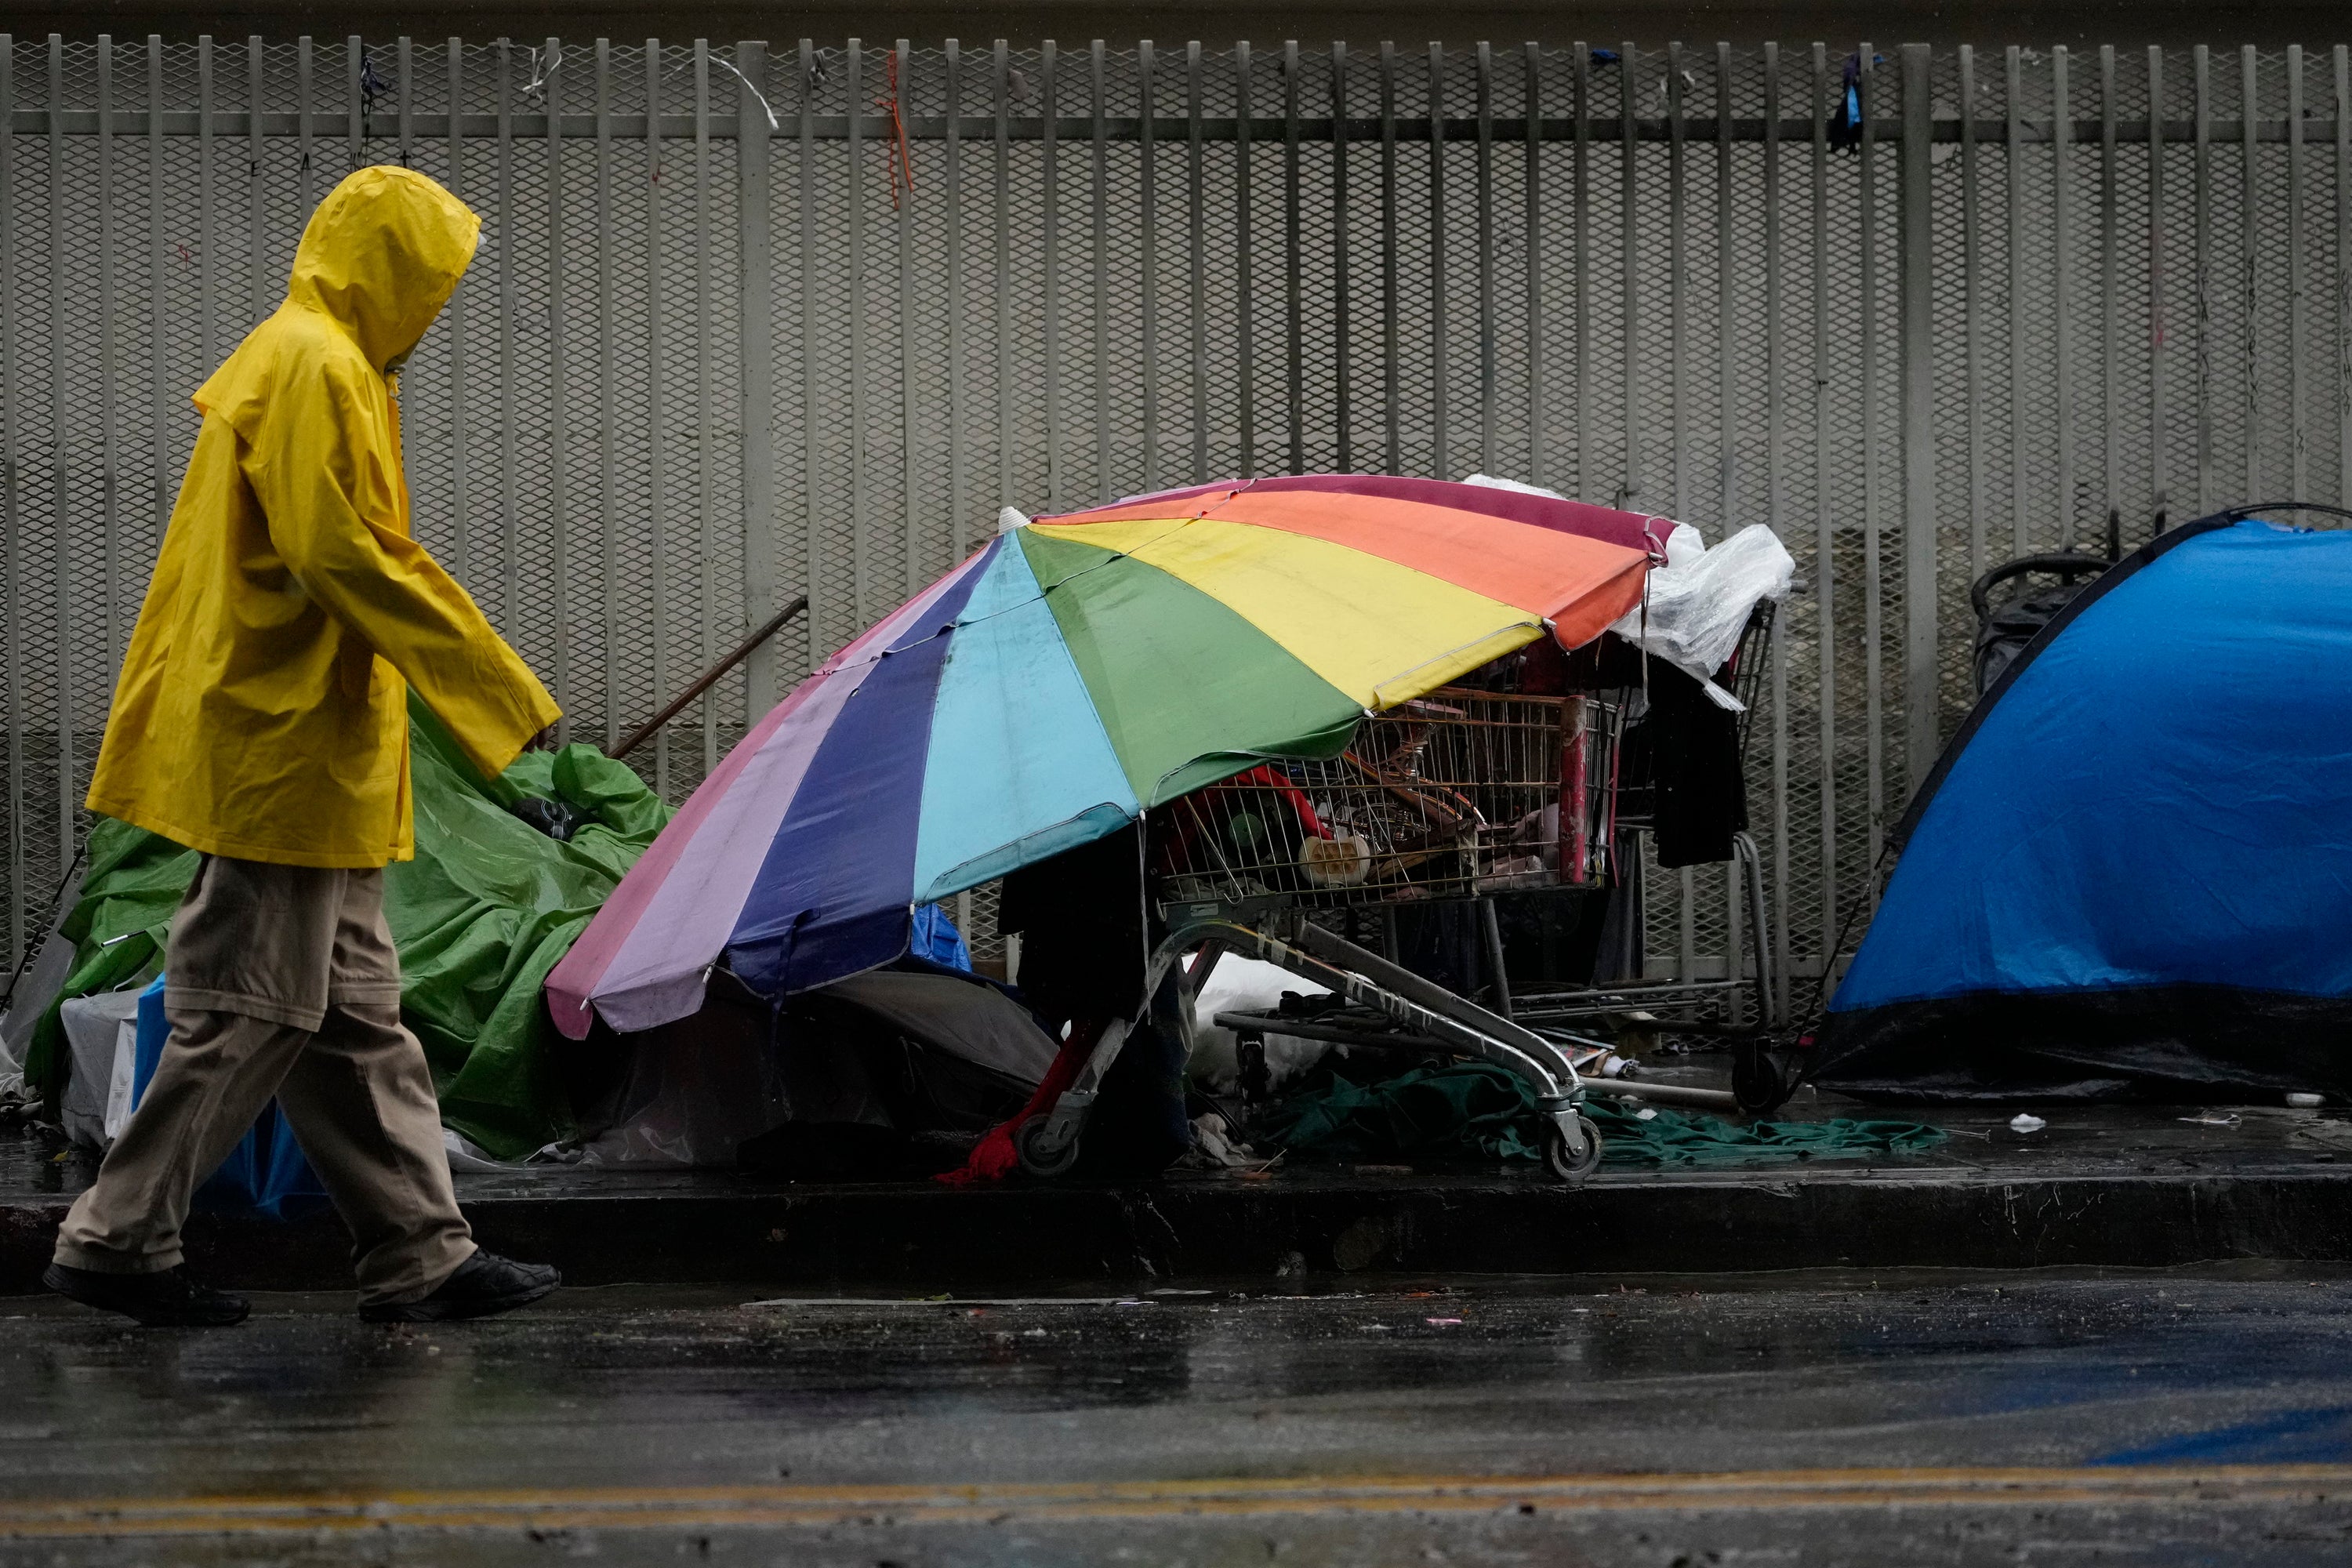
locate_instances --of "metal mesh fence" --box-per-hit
[5,35,2350,1001]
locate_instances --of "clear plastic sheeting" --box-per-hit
[1611,524,1798,704]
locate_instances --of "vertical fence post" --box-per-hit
[346,33,361,168]
[1572,42,1590,499]
[1236,42,1254,476]
[992,40,1012,506]
[1041,40,1062,505]
[47,34,76,860]
[1900,44,1938,798]
[2240,46,2257,501]
[1185,40,1206,481]
[694,41,718,774]
[295,38,312,215]
[597,38,619,746]
[447,39,470,582]
[2288,45,2308,501]
[1858,41,1885,877]
[546,35,572,731]
[799,38,825,670]
[1960,45,1984,579]
[495,38,520,631]
[1668,42,1693,978]
[946,39,968,550]
[1812,42,1839,954]
[2117,45,2136,535]
[2339,45,2351,508]
[2193,45,2212,514]
[644,38,670,794]
[97,36,121,677]
[2147,47,2169,540]
[1089,39,1109,500]
[1617,39,1639,508]
[1474,41,1495,473]
[1333,42,1352,474]
[198,36,216,365]
[1428,42,1447,481]
[1138,40,1159,489]
[1667,41,1687,525]
[152,34,169,616]
[844,39,869,618]
[0,34,18,965]
[896,38,922,582]
[1523,42,1541,487]
[247,36,265,328]
[2007,46,2028,555]
[1283,39,1304,474]
[1763,38,1791,1017]
[1379,42,1399,475]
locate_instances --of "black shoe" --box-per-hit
[43,1262,250,1327]
[359,1250,561,1323]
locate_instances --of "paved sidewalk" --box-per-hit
[8,1091,2352,1290]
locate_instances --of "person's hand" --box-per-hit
[526,724,560,753]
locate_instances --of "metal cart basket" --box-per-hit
[1011,678,1750,1185]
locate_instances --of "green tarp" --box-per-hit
[24,695,670,1157]
[1258,1058,1948,1167]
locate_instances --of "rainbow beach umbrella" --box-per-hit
[547,475,1662,1038]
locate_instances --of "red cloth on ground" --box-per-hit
[932,1016,1106,1186]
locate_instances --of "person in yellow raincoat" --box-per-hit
[46,165,564,1327]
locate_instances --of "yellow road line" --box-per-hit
[6,1466,2352,1539]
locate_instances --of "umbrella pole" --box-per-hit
[612,596,808,760]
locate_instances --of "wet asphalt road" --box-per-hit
[5,1269,2352,1565]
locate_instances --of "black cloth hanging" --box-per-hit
[1643,660,1748,869]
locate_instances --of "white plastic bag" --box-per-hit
[1608,523,1796,701]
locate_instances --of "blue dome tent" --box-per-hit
[1813,507,2352,1103]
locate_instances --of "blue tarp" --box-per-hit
[1816,517,2352,1102]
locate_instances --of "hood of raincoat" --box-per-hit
[280,165,481,372]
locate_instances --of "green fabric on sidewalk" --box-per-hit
[27,696,670,1158]
[1258,1059,1946,1167]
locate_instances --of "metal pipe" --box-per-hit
[612,596,808,760]
[1581,1078,1741,1112]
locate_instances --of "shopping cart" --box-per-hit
[1011,684,1742,1185]
[1511,603,1780,1016]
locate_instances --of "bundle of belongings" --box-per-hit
[5,694,673,1165]
[4,696,1057,1190]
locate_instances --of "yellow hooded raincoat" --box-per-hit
[87,165,560,869]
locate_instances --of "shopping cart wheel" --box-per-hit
[1543,1114,1603,1182]
[1732,1040,1789,1115]
[1016,1116,1082,1179]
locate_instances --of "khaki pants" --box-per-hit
[53,856,475,1305]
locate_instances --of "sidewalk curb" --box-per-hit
[8,1167,2351,1291]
